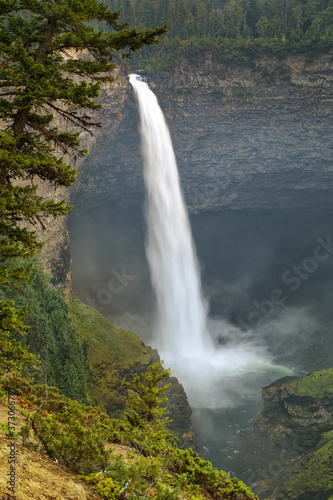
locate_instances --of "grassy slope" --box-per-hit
[293,367,333,399]
[282,430,333,499]
[0,405,102,500]
[68,297,152,417]
[280,367,333,499]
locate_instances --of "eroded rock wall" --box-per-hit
[71,54,333,221]
[34,55,333,289]
[254,374,333,449]
[251,368,333,499]
[36,64,129,291]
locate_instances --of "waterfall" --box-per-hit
[129,74,214,357]
[129,74,291,407]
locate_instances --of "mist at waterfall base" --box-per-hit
[68,194,333,478]
[129,73,293,409]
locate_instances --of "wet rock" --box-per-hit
[250,368,333,498]
[255,371,333,449]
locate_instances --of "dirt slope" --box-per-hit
[0,405,101,500]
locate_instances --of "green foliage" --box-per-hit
[31,408,108,473]
[107,0,333,72]
[292,366,333,398]
[231,86,252,100]
[0,420,19,438]
[124,362,171,428]
[211,89,225,98]
[105,454,176,499]
[0,362,258,500]
[81,458,180,500]
[95,476,120,499]
[282,430,333,499]
[122,362,174,455]
[0,298,36,375]
[169,447,257,499]
[260,66,276,82]
[14,379,114,473]
[78,473,121,499]
[0,0,166,375]
[67,296,152,415]
[0,260,90,402]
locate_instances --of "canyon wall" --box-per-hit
[33,54,333,288]
[39,54,333,291]
[32,56,333,491]
[252,368,333,499]
[71,54,333,219]
[36,64,128,291]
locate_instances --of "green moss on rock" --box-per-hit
[67,298,194,443]
[293,367,333,399]
[68,297,152,417]
[282,430,333,499]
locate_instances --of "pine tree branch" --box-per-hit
[4,283,29,298]
[35,215,46,231]
[46,101,101,133]
[28,119,71,153]
[11,20,58,137]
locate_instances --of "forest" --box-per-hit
[0,0,332,498]
[106,0,333,70]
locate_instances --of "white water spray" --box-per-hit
[129,74,291,407]
[129,74,213,357]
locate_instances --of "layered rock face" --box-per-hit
[251,369,333,499]
[71,54,333,219]
[36,54,333,289]
[255,374,333,448]
[36,63,128,291]
[66,54,333,349]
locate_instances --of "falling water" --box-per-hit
[129,74,214,355]
[129,74,291,407]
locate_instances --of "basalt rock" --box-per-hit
[249,368,333,499]
[33,54,333,291]
[255,370,333,449]
[71,53,333,221]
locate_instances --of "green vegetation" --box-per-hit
[0,363,258,499]
[68,296,152,416]
[231,85,251,100]
[282,430,333,499]
[106,0,333,72]
[0,0,165,381]
[292,367,333,398]
[211,88,225,98]
[0,261,90,403]
[67,298,193,443]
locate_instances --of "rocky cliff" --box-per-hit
[250,368,333,499]
[35,63,128,292]
[22,52,333,500]
[255,371,333,449]
[37,54,333,290]
[71,53,333,218]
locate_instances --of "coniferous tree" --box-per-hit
[108,0,333,70]
[0,0,166,376]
